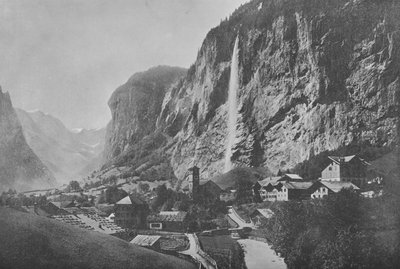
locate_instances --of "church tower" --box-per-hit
[188,166,200,202]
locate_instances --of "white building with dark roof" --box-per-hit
[310,181,360,199]
[321,155,370,187]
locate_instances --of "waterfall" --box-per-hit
[224,36,239,172]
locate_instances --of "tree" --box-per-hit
[151,184,168,210]
[138,182,150,193]
[234,180,253,204]
[67,181,82,192]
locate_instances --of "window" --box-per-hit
[329,167,332,171]
[150,223,162,230]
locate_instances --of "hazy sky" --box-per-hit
[0,0,248,129]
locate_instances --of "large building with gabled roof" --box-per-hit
[321,155,370,187]
[114,194,149,229]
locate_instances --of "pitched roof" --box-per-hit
[257,177,281,187]
[319,181,360,193]
[282,174,303,180]
[253,208,273,219]
[116,194,145,205]
[147,211,187,222]
[282,182,313,189]
[328,155,369,165]
[130,235,161,247]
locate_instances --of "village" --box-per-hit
[0,154,388,269]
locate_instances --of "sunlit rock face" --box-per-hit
[104,0,400,183]
[157,0,400,180]
[0,88,55,191]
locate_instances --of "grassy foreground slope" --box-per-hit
[0,208,195,269]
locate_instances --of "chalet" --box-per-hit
[130,235,161,251]
[321,155,369,187]
[199,180,223,204]
[250,208,273,226]
[253,177,280,198]
[279,182,314,201]
[35,201,69,217]
[310,181,360,199]
[114,194,148,229]
[260,182,283,201]
[147,211,188,232]
[255,174,306,201]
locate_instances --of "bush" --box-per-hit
[263,190,400,269]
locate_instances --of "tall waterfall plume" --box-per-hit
[224,36,240,172]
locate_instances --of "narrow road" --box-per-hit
[238,239,286,269]
[227,207,255,229]
[180,233,217,269]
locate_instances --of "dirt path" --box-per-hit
[179,233,217,269]
[238,239,286,269]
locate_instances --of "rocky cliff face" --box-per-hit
[16,109,105,182]
[104,66,187,163]
[104,0,400,183]
[0,88,55,191]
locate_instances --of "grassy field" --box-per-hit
[0,207,195,269]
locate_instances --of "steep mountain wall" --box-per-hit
[0,88,55,191]
[158,0,400,180]
[101,66,187,185]
[104,0,400,183]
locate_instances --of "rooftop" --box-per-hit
[116,194,145,205]
[257,177,281,187]
[282,182,313,189]
[320,181,360,193]
[130,235,161,247]
[253,208,273,219]
[282,174,303,180]
[328,155,369,165]
[147,211,187,222]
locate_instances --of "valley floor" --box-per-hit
[238,239,286,269]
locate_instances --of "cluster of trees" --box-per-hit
[261,190,400,269]
[292,142,392,180]
[0,190,47,207]
[65,181,82,193]
[151,184,190,211]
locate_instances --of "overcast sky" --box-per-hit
[0,0,248,130]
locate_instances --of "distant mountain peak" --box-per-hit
[0,92,56,191]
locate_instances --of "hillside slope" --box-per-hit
[0,88,55,191]
[0,208,196,269]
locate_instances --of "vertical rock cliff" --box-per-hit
[156,0,400,180]
[104,0,400,183]
[102,66,187,182]
[0,88,55,191]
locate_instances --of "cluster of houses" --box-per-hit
[253,155,373,202]
[13,154,380,236]
[113,193,189,232]
[183,155,375,206]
